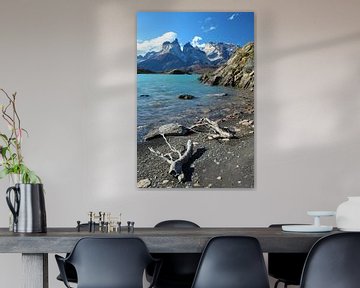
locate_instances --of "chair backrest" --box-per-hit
[150,220,201,286]
[300,232,360,288]
[191,236,270,288]
[268,224,308,285]
[67,237,154,288]
[155,220,200,228]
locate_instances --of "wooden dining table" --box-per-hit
[0,226,339,288]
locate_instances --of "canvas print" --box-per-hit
[137,12,254,188]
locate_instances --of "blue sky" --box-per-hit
[137,12,254,56]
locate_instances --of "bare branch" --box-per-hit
[189,117,234,139]
[161,134,181,158]
[148,147,172,164]
[0,89,24,164]
[148,136,193,182]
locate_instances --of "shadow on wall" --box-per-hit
[259,11,360,211]
[88,0,138,200]
[263,31,360,62]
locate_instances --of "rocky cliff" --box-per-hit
[199,42,254,90]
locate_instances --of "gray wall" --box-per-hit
[0,0,360,287]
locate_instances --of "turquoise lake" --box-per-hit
[137,74,248,141]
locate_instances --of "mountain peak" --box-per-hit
[162,38,181,49]
[138,40,239,72]
[160,38,184,62]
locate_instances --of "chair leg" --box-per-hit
[274,280,289,288]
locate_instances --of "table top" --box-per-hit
[0,227,340,254]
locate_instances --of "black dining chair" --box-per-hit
[191,236,270,288]
[55,237,160,288]
[146,220,201,288]
[56,223,99,284]
[300,232,360,288]
[268,224,308,288]
[56,262,77,284]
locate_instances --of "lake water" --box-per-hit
[137,74,249,141]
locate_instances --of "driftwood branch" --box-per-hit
[148,134,193,182]
[190,117,235,139]
[148,147,173,164]
[161,134,182,158]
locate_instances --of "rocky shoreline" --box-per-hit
[137,92,254,189]
[137,41,255,188]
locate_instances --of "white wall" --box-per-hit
[0,0,360,287]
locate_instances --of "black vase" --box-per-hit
[6,183,47,233]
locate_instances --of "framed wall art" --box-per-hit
[137,12,254,189]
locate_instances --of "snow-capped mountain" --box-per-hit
[160,39,186,62]
[183,43,211,66]
[202,42,238,65]
[137,51,156,62]
[137,38,238,72]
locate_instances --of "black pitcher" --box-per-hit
[6,183,47,233]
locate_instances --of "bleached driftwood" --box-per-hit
[149,134,193,182]
[190,117,235,139]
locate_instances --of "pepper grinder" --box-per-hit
[127,221,135,233]
[88,211,93,232]
[77,221,81,232]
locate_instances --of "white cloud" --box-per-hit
[200,16,217,33]
[201,25,216,33]
[191,36,205,49]
[229,13,238,20]
[137,32,177,56]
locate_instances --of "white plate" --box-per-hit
[282,225,333,232]
[307,211,336,217]
[338,227,360,232]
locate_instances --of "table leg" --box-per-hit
[22,253,48,288]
